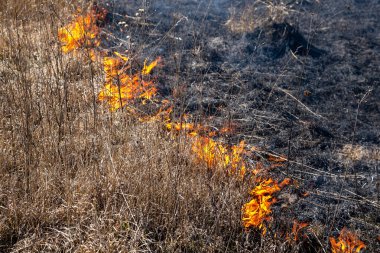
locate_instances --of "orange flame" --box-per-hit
[139,105,173,123]
[191,137,228,168]
[166,122,195,132]
[230,141,247,176]
[242,178,291,235]
[330,228,366,253]
[190,136,248,176]
[163,115,249,177]
[98,53,159,111]
[58,10,100,55]
[286,220,309,242]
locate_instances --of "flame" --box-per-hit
[190,136,248,176]
[230,141,247,176]
[58,11,100,54]
[114,52,129,62]
[103,55,128,80]
[286,220,309,242]
[166,122,195,132]
[98,53,159,111]
[191,137,228,168]
[162,114,249,177]
[164,113,202,136]
[242,178,291,235]
[142,57,161,75]
[139,106,173,123]
[330,228,366,253]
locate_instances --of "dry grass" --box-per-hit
[339,144,380,163]
[225,1,293,33]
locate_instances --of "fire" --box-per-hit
[139,104,173,123]
[166,122,195,132]
[98,53,159,111]
[59,7,251,179]
[330,228,366,253]
[142,57,161,75]
[103,54,129,81]
[287,220,309,242]
[230,141,247,176]
[162,114,249,176]
[191,136,228,168]
[242,178,291,235]
[58,10,100,55]
[190,136,248,176]
[164,113,208,137]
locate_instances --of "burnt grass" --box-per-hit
[101,0,380,250]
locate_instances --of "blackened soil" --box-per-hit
[99,0,379,251]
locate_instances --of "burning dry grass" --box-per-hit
[0,7,245,251]
[0,2,248,252]
[57,10,101,55]
[330,228,366,253]
[56,6,160,113]
[242,178,291,235]
[97,53,159,111]
[287,220,309,243]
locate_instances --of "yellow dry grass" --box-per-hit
[339,144,380,163]
[225,1,292,33]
